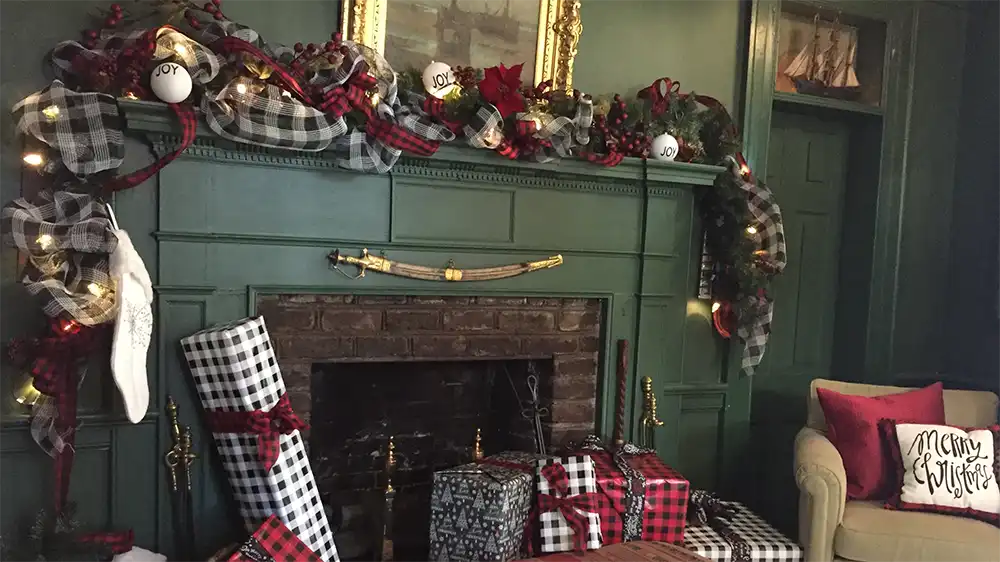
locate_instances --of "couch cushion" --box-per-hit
[835,500,1000,562]
[808,379,1000,431]
[817,383,945,499]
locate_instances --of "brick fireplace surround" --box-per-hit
[256,293,604,559]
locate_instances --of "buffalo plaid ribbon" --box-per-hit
[687,490,751,562]
[106,103,197,193]
[7,319,105,514]
[538,463,600,553]
[11,80,124,176]
[204,392,308,472]
[229,515,320,562]
[1,190,117,325]
[78,528,135,556]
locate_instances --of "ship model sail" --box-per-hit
[783,14,861,100]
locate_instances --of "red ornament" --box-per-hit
[478,63,526,118]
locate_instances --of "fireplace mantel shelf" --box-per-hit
[119,99,725,188]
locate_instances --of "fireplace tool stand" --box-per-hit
[638,377,664,449]
[164,396,197,559]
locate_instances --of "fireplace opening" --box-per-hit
[260,293,604,560]
[311,358,551,560]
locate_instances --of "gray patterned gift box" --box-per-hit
[683,502,802,562]
[429,452,545,562]
[180,316,339,562]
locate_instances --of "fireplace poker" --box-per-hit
[521,366,549,455]
[180,425,198,559]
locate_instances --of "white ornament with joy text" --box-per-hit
[150,62,192,104]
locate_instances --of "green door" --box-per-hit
[748,110,850,533]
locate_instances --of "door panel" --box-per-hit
[749,111,849,534]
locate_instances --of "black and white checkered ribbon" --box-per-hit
[29,365,88,459]
[1,190,117,325]
[577,435,655,541]
[731,164,786,375]
[11,81,124,176]
[521,97,594,159]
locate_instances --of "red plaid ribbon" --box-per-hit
[105,103,197,193]
[210,35,308,102]
[642,78,682,117]
[581,151,624,167]
[538,463,600,553]
[229,515,320,562]
[205,393,307,472]
[318,66,377,120]
[422,97,463,134]
[7,319,104,514]
[78,529,134,555]
[366,118,441,157]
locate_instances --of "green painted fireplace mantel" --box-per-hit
[1,99,738,556]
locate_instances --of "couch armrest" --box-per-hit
[794,427,847,562]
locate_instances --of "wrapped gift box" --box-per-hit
[588,448,689,545]
[513,540,712,562]
[536,455,603,553]
[181,316,338,562]
[428,452,545,562]
[227,515,321,562]
[683,502,802,562]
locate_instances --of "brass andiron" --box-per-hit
[472,428,483,461]
[638,377,664,449]
[164,396,196,559]
[375,436,396,562]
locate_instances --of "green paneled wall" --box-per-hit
[574,0,746,111]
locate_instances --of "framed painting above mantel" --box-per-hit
[340,0,583,91]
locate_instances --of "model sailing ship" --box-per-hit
[783,14,861,100]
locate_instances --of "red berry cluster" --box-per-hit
[452,66,478,90]
[591,94,650,158]
[186,0,224,29]
[81,3,124,49]
[71,29,158,98]
[285,32,347,98]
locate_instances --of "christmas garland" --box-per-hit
[8,0,782,372]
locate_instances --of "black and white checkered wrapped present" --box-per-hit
[180,316,338,562]
[683,502,801,562]
[536,456,603,553]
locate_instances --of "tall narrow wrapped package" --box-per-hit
[180,316,338,562]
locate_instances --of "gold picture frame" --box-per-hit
[340,0,582,92]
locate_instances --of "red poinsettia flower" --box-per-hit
[478,63,527,117]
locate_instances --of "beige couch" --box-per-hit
[795,379,1000,562]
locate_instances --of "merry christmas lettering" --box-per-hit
[906,429,993,499]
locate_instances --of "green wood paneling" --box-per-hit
[890,2,967,377]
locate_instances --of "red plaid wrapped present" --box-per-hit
[228,516,321,562]
[576,437,689,545]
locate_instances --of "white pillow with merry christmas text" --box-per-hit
[890,423,999,524]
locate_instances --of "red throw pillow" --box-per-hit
[816,382,946,500]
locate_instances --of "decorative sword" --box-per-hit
[329,249,563,282]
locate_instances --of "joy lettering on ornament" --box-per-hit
[432,72,452,89]
[155,63,181,78]
[659,144,676,159]
[907,429,993,498]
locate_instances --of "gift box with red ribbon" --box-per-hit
[181,316,338,562]
[536,456,603,553]
[575,437,690,545]
[227,515,321,562]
